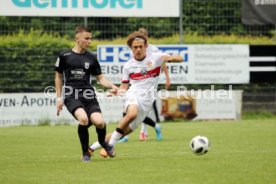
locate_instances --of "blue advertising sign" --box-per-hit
[97,44,250,84]
[97,45,189,63]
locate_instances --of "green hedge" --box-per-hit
[0,31,275,92]
[0,30,73,92]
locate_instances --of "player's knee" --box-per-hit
[78,116,89,125]
[94,121,105,128]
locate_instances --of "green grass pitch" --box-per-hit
[0,119,276,184]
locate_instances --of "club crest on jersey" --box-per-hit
[146,61,153,69]
[85,62,90,69]
[141,68,147,75]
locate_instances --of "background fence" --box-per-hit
[0,0,275,114]
[243,87,276,114]
[1,0,276,38]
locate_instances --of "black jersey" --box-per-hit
[55,49,102,90]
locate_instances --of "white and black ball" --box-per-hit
[190,135,210,155]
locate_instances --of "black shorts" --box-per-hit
[64,96,101,120]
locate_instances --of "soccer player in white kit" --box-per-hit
[118,28,171,142]
[90,31,183,157]
[138,27,170,141]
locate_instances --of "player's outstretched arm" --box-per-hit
[161,55,183,63]
[96,74,118,94]
[162,64,171,90]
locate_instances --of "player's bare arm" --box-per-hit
[96,74,118,94]
[161,55,183,63]
[162,64,171,89]
[55,71,63,116]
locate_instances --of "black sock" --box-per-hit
[96,124,106,147]
[153,101,160,122]
[87,121,93,128]
[116,127,125,135]
[143,117,156,128]
[78,124,89,155]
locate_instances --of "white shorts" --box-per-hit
[123,95,153,131]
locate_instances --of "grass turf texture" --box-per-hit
[0,120,275,184]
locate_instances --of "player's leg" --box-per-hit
[89,105,137,158]
[98,96,141,157]
[152,100,160,122]
[118,112,130,143]
[90,128,130,150]
[90,130,122,152]
[89,112,106,145]
[90,112,115,155]
[143,116,162,141]
[98,127,133,158]
[108,104,138,146]
[64,96,93,161]
[89,133,111,152]
[87,98,116,157]
[74,107,91,161]
[139,123,148,141]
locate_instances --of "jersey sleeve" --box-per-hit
[121,63,130,83]
[150,44,159,53]
[55,52,64,73]
[90,54,102,76]
[154,52,170,67]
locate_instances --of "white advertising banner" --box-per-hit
[97,44,250,84]
[190,45,250,84]
[160,89,242,121]
[0,0,180,17]
[194,90,243,120]
[193,91,236,120]
[0,93,124,126]
[0,90,242,126]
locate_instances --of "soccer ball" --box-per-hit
[190,135,210,155]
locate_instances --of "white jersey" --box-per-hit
[121,52,168,104]
[121,52,169,130]
[147,44,159,53]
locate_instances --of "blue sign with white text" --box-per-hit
[97,45,189,62]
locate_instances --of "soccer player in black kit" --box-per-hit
[55,26,118,162]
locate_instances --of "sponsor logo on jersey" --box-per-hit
[71,69,85,79]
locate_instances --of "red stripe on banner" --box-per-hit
[130,66,161,80]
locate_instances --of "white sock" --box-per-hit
[144,125,148,136]
[155,123,161,130]
[109,131,123,146]
[140,123,145,133]
[90,141,102,151]
[141,123,148,136]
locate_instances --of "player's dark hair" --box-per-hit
[127,31,148,48]
[75,26,92,35]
